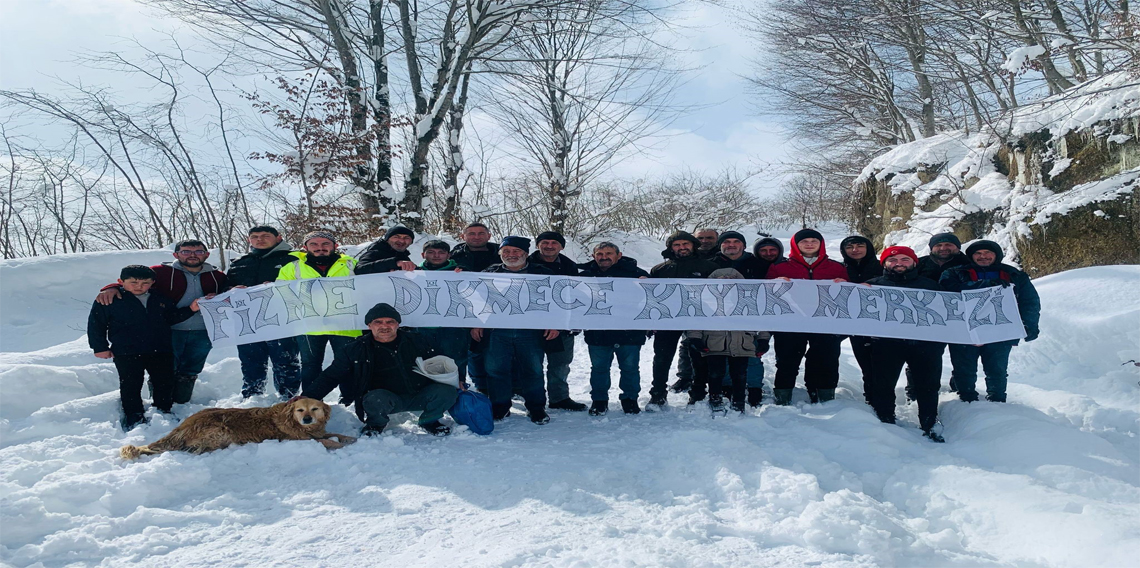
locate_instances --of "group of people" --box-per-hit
[88,223,1041,443]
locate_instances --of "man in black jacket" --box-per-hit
[864,246,947,443]
[753,237,785,265]
[471,236,560,424]
[648,231,719,410]
[579,242,650,416]
[226,226,303,398]
[712,231,769,278]
[88,265,200,430]
[528,230,587,412]
[355,225,417,274]
[917,233,969,281]
[451,222,499,390]
[840,235,883,403]
[940,240,1041,403]
[303,303,455,437]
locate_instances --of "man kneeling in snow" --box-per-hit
[301,303,457,437]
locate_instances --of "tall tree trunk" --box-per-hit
[442,69,471,232]
[371,0,395,226]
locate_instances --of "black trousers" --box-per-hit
[706,355,749,403]
[115,353,175,418]
[651,331,707,398]
[773,332,842,390]
[869,339,944,430]
[850,336,875,401]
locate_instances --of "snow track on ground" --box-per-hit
[1,253,1137,567]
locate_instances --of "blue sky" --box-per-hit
[0,0,793,196]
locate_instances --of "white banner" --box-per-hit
[197,271,1025,347]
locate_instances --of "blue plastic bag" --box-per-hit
[448,390,494,435]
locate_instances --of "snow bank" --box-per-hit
[2,249,1137,567]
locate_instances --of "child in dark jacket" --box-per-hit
[88,265,201,430]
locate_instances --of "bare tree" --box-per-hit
[480,0,684,234]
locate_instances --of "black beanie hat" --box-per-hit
[965,240,1004,264]
[500,235,531,252]
[793,228,824,244]
[928,232,962,249]
[384,225,415,241]
[717,230,747,247]
[365,302,401,324]
[535,230,566,247]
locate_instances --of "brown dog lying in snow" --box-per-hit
[120,397,356,460]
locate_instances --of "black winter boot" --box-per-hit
[589,401,609,416]
[172,374,197,405]
[773,389,793,406]
[492,402,512,421]
[528,408,551,425]
[730,399,746,413]
[621,399,640,414]
[669,378,693,393]
[550,398,588,411]
[808,389,819,404]
[747,388,763,407]
[646,394,668,411]
[708,394,726,415]
[815,389,836,403]
[923,429,946,443]
[420,421,451,436]
[361,424,385,437]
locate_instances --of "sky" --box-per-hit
[0,0,794,197]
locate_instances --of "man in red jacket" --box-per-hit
[96,240,227,404]
[766,229,848,405]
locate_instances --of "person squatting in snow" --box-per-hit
[91,225,1040,444]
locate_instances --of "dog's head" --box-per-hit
[286,397,330,430]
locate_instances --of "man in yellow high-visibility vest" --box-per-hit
[277,230,362,391]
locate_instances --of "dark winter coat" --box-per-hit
[752,237,785,264]
[712,251,770,279]
[765,236,848,281]
[650,251,719,279]
[839,236,883,284]
[146,262,226,302]
[866,268,945,346]
[87,293,196,356]
[579,256,650,346]
[355,239,413,275]
[528,251,579,276]
[303,331,438,420]
[225,241,296,289]
[916,252,969,282]
[478,262,557,347]
[451,242,500,272]
[939,262,1041,339]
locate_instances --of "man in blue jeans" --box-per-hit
[470,236,559,424]
[225,226,302,398]
[940,240,1041,402]
[578,242,649,415]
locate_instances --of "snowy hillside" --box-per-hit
[1,251,1138,567]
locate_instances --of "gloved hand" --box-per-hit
[690,338,708,353]
[1024,326,1039,342]
[754,336,770,356]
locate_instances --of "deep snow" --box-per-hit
[1,249,1138,567]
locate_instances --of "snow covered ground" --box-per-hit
[1,250,1138,567]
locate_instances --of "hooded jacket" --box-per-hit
[578,256,650,346]
[765,235,848,281]
[651,233,719,279]
[355,238,413,275]
[865,267,944,344]
[752,237,786,264]
[225,241,295,289]
[144,261,227,302]
[938,244,1040,339]
[303,330,438,420]
[685,269,770,357]
[839,236,883,284]
[451,242,501,272]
